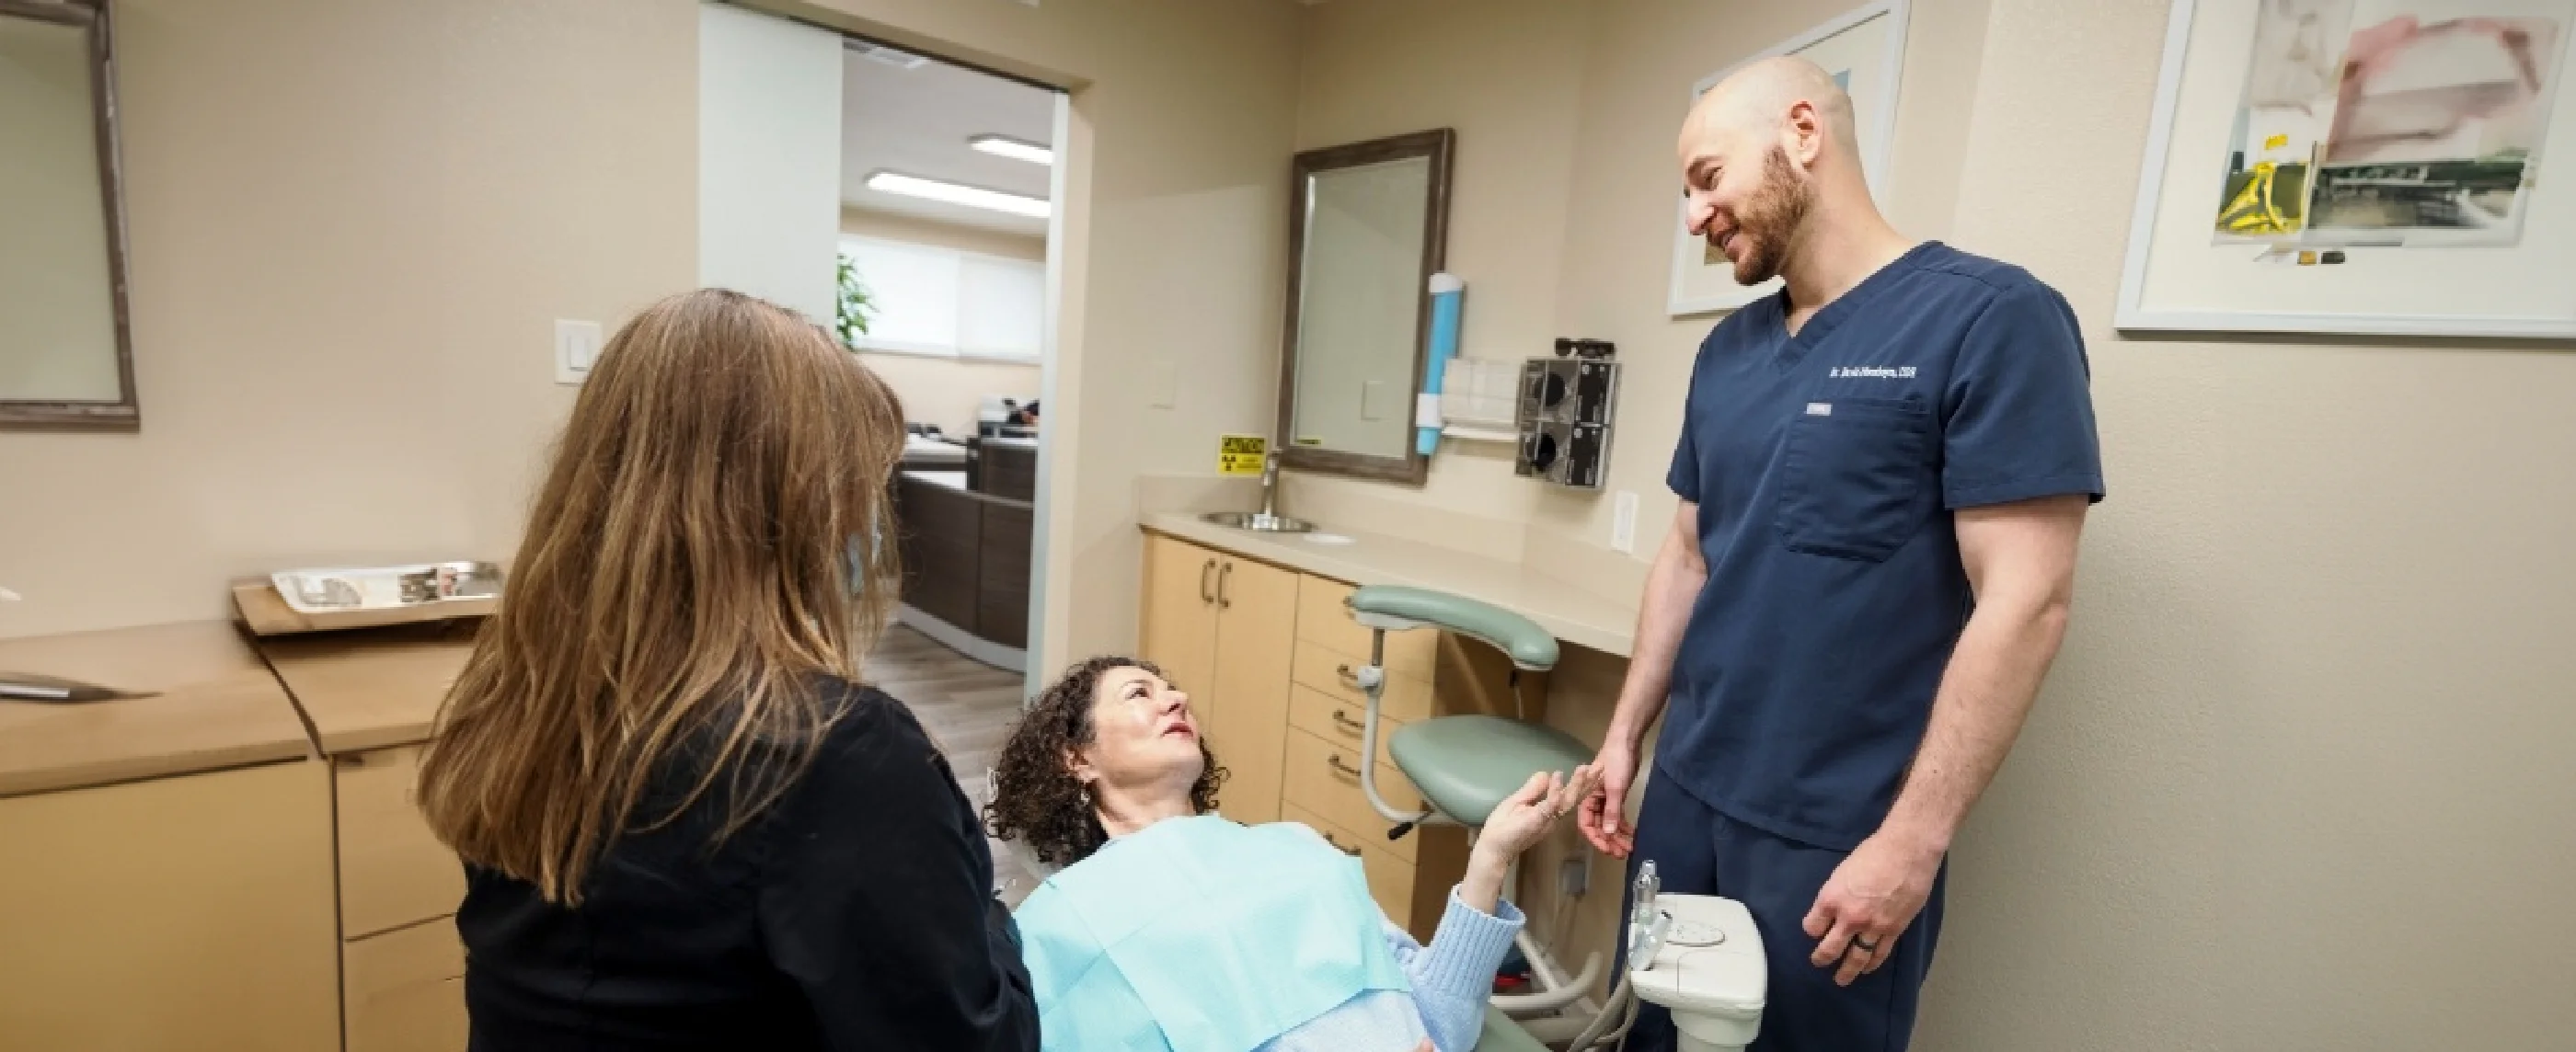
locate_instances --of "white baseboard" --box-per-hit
[898,604,1028,673]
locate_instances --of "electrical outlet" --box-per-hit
[1149,359,1178,409]
[1558,857,1590,898]
[555,319,603,385]
[1611,490,1640,554]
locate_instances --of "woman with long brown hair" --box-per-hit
[417,289,1035,1051]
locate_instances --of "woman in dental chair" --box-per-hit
[987,657,1598,1052]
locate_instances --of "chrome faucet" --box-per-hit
[1259,452,1281,519]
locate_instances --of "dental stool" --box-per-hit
[1342,585,1603,1019]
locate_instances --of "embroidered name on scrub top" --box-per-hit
[1660,241,2106,852]
[1013,815,1411,1052]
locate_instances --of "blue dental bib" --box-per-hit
[1013,815,1410,1052]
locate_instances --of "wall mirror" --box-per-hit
[1,0,136,429]
[1275,128,1452,486]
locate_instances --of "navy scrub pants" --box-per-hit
[1616,768,1947,1052]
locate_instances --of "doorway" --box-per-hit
[697,2,1067,679]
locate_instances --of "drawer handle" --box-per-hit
[1321,832,1362,858]
[1217,563,1233,609]
[1326,754,1363,780]
[1199,558,1216,604]
[1336,664,1361,690]
[1331,710,1366,735]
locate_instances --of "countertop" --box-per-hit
[903,470,970,492]
[0,621,316,797]
[1141,512,1639,657]
[257,622,479,756]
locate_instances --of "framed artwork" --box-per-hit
[1667,0,1911,317]
[2118,0,2576,337]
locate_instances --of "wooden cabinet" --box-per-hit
[335,744,467,940]
[259,626,479,1052]
[0,760,343,1051]
[893,471,1034,658]
[1138,534,1295,825]
[1136,532,1535,938]
[1206,557,1296,826]
[342,919,468,1052]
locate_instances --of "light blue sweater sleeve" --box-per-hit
[1385,886,1524,1052]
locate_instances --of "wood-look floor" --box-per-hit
[863,625,1042,905]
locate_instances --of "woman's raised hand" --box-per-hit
[1475,763,1602,863]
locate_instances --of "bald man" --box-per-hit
[1574,57,2103,1050]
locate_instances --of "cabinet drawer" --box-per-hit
[336,745,466,939]
[1287,684,1402,769]
[1280,801,1415,928]
[1292,640,1434,724]
[1281,728,1426,865]
[344,920,466,1052]
[1295,577,1437,680]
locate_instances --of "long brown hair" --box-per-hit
[418,288,906,905]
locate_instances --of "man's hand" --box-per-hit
[1801,830,1943,986]
[1576,743,1639,859]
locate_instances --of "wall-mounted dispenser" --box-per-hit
[1514,338,1620,490]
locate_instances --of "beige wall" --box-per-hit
[0,0,696,639]
[841,206,1043,437]
[1297,0,2576,1048]
[0,0,1305,672]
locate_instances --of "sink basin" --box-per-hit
[1201,510,1317,533]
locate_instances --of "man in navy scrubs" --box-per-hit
[1576,55,2102,1050]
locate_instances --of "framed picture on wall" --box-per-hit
[1666,0,1911,317]
[2117,0,2576,338]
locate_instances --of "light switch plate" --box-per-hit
[555,319,603,385]
[1612,490,1639,554]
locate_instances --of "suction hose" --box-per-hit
[1562,969,1640,1051]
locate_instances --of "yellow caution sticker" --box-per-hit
[1218,434,1269,475]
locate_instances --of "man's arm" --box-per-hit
[1579,501,1705,857]
[1802,492,2087,984]
[1880,492,2087,853]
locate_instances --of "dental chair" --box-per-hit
[1346,587,1768,1052]
[1340,587,1601,1019]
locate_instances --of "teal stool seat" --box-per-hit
[1473,1005,1548,1052]
[1346,586,1559,671]
[1389,715,1591,827]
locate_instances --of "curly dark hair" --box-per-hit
[984,655,1226,867]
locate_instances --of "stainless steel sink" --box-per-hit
[1201,509,1316,533]
[1201,451,1315,533]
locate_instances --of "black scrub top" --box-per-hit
[455,678,1038,1052]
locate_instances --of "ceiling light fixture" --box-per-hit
[865,171,1051,219]
[969,134,1054,166]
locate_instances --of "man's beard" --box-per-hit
[1721,146,1813,286]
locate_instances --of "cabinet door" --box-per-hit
[1208,557,1297,825]
[336,745,466,940]
[1138,536,1219,729]
[0,760,340,1051]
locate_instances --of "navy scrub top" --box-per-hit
[1659,241,2104,852]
